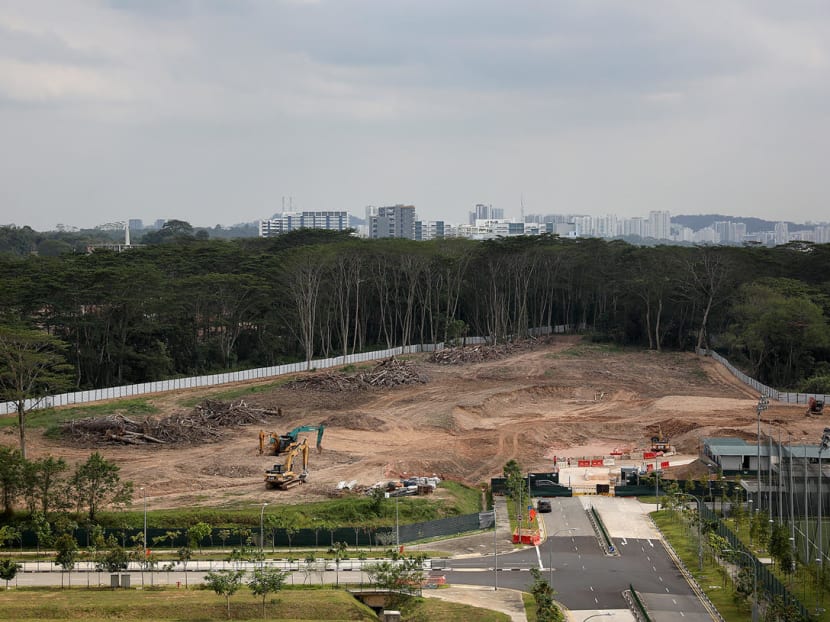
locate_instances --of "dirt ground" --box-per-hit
[9,337,821,510]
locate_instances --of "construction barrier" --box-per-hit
[512,529,541,545]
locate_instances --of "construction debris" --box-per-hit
[428,342,533,365]
[286,357,428,392]
[61,399,281,446]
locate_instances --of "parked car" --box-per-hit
[537,499,552,513]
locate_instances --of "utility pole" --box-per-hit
[493,505,498,591]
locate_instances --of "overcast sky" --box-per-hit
[2,1,829,231]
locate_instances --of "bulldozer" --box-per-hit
[259,424,324,455]
[650,425,670,453]
[807,397,825,416]
[264,438,309,490]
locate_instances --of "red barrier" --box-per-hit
[646,463,654,472]
[512,529,541,545]
[643,452,656,459]
[590,459,604,467]
[577,460,590,467]
[661,461,670,469]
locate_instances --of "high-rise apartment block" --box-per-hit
[366,204,417,239]
[259,211,349,237]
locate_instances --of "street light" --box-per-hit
[492,505,498,592]
[756,396,769,512]
[260,502,268,569]
[140,486,147,587]
[676,492,703,570]
[726,549,758,622]
[818,429,830,588]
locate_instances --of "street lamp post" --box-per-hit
[260,502,268,569]
[727,549,758,622]
[817,429,830,595]
[756,396,768,512]
[140,486,147,587]
[493,505,498,591]
[548,528,577,587]
[676,492,703,570]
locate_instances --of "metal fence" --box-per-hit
[699,349,830,405]
[1,324,574,416]
[16,512,486,551]
[702,503,809,619]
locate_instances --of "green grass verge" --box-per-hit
[0,399,159,436]
[653,510,755,622]
[545,342,625,358]
[522,592,538,622]
[94,482,481,530]
[0,587,509,621]
[176,380,291,407]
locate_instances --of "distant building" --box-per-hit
[259,211,349,237]
[128,219,144,231]
[415,220,446,241]
[774,222,789,246]
[648,210,671,240]
[366,204,416,239]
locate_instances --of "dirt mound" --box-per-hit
[320,413,387,431]
[645,418,700,438]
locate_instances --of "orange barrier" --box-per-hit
[577,460,590,467]
[590,459,604,467]
[512,529,541,545]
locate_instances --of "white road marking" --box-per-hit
[672,599,677,605]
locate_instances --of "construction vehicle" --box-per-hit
[650,425,670,453]
[264,439,309,489]
[807,397,825,416]
[259,424,324,455]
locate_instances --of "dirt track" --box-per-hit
[12,337,819,510]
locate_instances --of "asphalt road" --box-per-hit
[435,497,714,621]
[9,497,714,621]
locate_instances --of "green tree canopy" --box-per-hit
[0,325,73,458]
[70,452,133,521]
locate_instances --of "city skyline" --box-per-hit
[3,2,830,231]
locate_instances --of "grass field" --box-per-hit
[0,586,510,621]
[653,510,761,622]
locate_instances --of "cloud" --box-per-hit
[1,0,830,229]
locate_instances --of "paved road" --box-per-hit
[8,496,714,622]
[434,497,714,621]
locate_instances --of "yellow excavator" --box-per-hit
[264,438,309,490]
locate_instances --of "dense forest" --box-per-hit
[1,229,829,394]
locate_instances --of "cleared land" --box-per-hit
[7,337,816,510]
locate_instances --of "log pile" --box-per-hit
[61,399,281,446]
[287,357,428,392]
[428,342,529,364]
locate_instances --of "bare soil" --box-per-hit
[10,337,818,509]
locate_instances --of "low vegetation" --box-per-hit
[0,586,509,621]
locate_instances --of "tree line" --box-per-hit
[1,231,829,399]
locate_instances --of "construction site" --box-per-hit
[12,336,825,509]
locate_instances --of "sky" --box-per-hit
[2,1,830,231]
